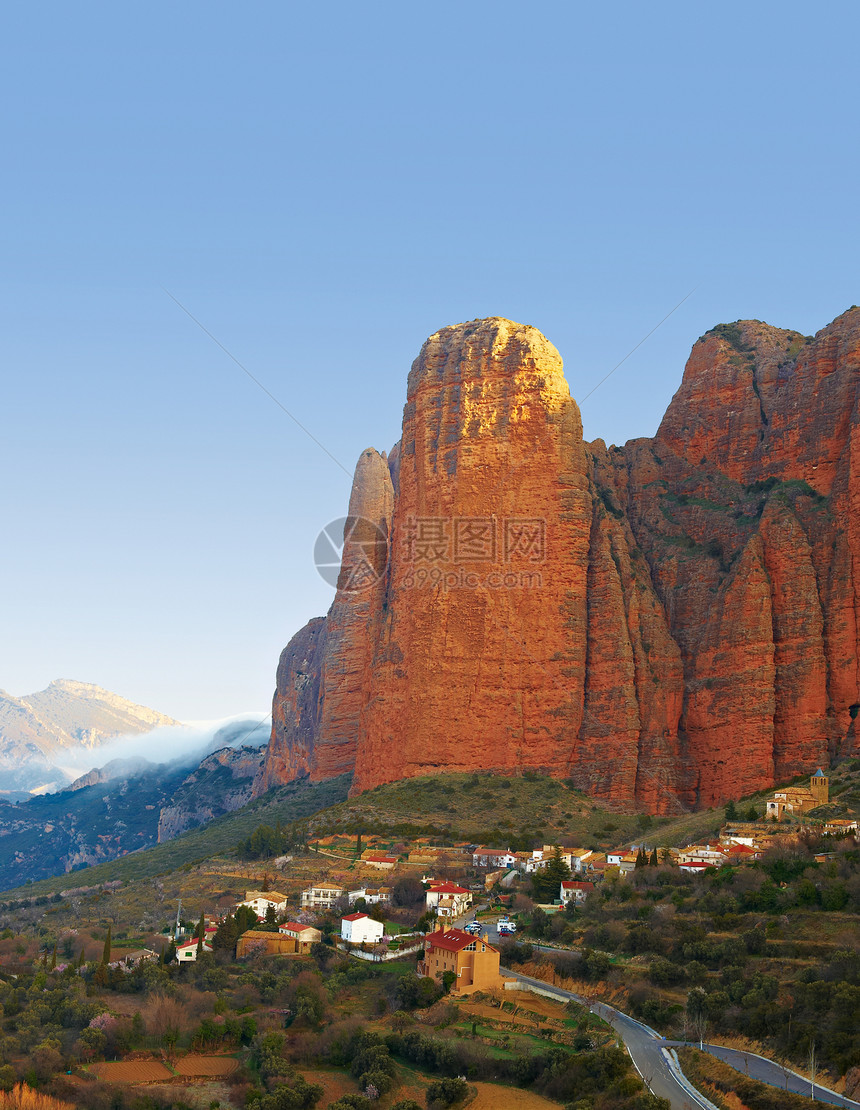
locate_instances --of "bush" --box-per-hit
[426,1077,468,1108]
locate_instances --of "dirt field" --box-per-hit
[90,1060,172,1082]
[457,990,568,1026]
[173,1055,239,1077]
[469,1082,562,1108]
[146,1081,235,1110]
[299,1068,360,1106]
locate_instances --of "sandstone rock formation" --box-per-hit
[256,308,860,811]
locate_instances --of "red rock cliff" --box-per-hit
[257,308,860,810]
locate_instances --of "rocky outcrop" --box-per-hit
[157,745,265,841]
[259,308,860,811]
[254,618,327,793]
[356,319,592,793]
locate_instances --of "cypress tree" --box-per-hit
[649,848,658,866]
[196,911,206,955]
[102,925,112,965]
[50,944,57,970]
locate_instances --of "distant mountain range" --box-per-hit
[0,727,267,889]
[0,679,275,887]
[0,679,180,795]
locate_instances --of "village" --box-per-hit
[1,767,859,1110]
[158,770,858,1001]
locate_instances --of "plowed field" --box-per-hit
[90,1061,172,1082]
[174,1056,239,1077]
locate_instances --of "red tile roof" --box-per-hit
[280,922,316,933]
[561,881,595,890]
[428,881,469,894]
[426,928,494,953]
[342,913,369,922]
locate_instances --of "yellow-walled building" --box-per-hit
[418,926,506,994]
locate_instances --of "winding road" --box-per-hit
[500,968,860,1110]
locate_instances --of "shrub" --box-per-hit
[425,1077,468,1108]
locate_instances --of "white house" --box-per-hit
[679,860,717,875]
[237,890,288,918]
[300,883,346,910]
[175,939,213,962]
[348,886,390,907]
[560,880,595,906]
[341,913,385,945]
[425,881,471,918]
[472,848,517,869]
[678,844,727,867]
[570,849,594,873]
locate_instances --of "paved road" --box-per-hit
[665,1043,860,1109]
[501,968,716,1110]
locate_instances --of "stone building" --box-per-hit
[766,770,829,821]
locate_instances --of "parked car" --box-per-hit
[464,921,482,934]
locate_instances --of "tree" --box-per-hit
[50,944,57,970]
[745,805,758,822]
[635,847,647,870]
[725,799,738,821]
[532,847,571,903]
[686,988,708,1048]
[392,876,425,908]
[101,925,112,965]
[196,911,206,956]
[649,848,659,867]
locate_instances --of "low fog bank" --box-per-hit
[53,712,272,788]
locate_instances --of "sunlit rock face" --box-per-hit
[257,308,860,812]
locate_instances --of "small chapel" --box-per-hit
[765,769,829,821]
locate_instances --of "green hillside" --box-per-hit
[5,758,858,901]
[0,774,350,898]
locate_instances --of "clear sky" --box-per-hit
[2,2,858,720]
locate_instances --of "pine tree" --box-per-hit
[532,846,571,902]
[725,799,738,821]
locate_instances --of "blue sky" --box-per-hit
[2,2,858,719]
